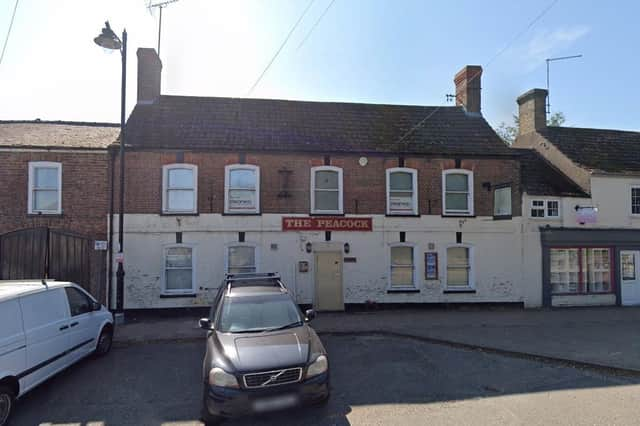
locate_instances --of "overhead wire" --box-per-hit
[0,0,20,66]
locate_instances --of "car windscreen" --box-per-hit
[217,294,303,333]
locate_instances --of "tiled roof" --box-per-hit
[124,96,513,156]
[0,120,119,149]
[539,126,640,174]
[517,148,588,197]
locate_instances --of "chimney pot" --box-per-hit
[454,65,482,116]
[517,88,548,135]
[137,48,162,104]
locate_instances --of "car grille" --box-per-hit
[243,367,303,389]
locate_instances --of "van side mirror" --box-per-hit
[199,318,214,330]
[305,309,316,321]
[91,301,102,311]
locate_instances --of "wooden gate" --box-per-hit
[0,227,103,300]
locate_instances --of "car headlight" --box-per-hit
[306,355,328,378]
[209,367,239,388]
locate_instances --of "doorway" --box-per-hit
[621,250,640,305]
[314,251,344,311]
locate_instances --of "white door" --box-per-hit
[63,286,99,361]
[621,251,640,305]
[19,288,71,392]
[314,252,344,311]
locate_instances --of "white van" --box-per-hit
[0,280,113,425]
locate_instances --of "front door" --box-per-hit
[314,252,344,311]
[621,250,640,305]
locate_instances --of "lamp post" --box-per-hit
[94,21,127,314]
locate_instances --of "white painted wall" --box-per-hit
[111,214,525,309]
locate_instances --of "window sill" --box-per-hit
[386,213,420,218]
[493,215,512,221]
[442,214,475,218]
[551,292,614,296]
[160,212,199,216]
[222,212,262,216]
[309,212,345,216]
[27,212,63,217]
[443,289,476,294]
[387,288,420,294]
[159,293,197,298]
[530,217,561,220]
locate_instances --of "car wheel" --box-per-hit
[94,326,113,356]
[201,391,224,425]
[0,385,14,426]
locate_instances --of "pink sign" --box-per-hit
[576,207,597,224]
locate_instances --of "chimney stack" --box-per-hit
[454,65,482,116]
[517,89,548,135]
[137,48,162,104]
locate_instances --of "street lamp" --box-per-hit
[94,21,127,316]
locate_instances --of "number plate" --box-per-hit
[252,394,299,413]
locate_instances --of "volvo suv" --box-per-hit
[199,273,329,424]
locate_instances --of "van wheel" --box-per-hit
[0,385,14,426]
[95,326,113,356]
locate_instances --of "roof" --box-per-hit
[517,148,589,197]
[0,280,70,303]
[0,120,119,149]
[539,126,640,174]
[124,95,513,156]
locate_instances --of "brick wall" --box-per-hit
[0,150,110,239]
[115,150,521,217]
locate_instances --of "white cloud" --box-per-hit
[519,26,590,71]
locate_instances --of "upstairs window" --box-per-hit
[632,187,640,215]
[162,164,197,214]
[227,244,257,274]
[443,170,474,216]
[225,165,260,214]
[28,161,62,214]
[446,245,473,290]
[530,199,560,218]
[493,184,512,218]
[389,244,416,289]
[311,166,343,214]
[386,168,418,215]
[164,245,195,294]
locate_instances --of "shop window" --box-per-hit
[389,244,415,289]
[227,244,257,274]
[443,170,474,216]
[28,161,62,214]
[550,247,612,295]
[531,199,560,218]
[164,245,195,294]
[386,168,418,215]
[311,166,343,214]
[225,164,260,214]
[446,245,474,289]
[162,164,197,213]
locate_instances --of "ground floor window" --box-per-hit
[550,247,612,294]
[164,245,194,294]
[227,245,257,274]
[446,245,473,289]
[390,245,415,288]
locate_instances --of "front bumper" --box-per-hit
[204,371,329,418]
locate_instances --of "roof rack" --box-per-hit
[224,272,286,294]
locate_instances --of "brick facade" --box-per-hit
[114,150,521,217]
[0,150,110,239]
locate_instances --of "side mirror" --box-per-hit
[91,301,102,311]
[305,309,316,321]
[199,318,213,330]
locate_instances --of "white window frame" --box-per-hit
[442,169,474,216]
[530,199,561,219]
[310,166,343,214]
[493,184,512,218]
[224,164,260,214]
[225,242,259,274]
[162,244,196,295]
[162,164,198,214]
[386,168,418,215]
[631,185,640,216]
[444,244,475,291]
[28,161,62,215]
[388,242,418,290]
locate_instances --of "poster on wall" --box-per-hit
[425,252,438,280]
[576,207,597,224]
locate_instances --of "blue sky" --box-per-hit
[0,0,638,132]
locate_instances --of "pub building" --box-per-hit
[111,49,528,310]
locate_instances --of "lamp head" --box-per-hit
[94,21,122,50]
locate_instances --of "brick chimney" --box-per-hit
[454,65,482,116]
[137,48,162,104]
[517,88,547,135]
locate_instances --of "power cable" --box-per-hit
[297,0,336,51]
[247,0,315,95]
[0,0,20,66]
